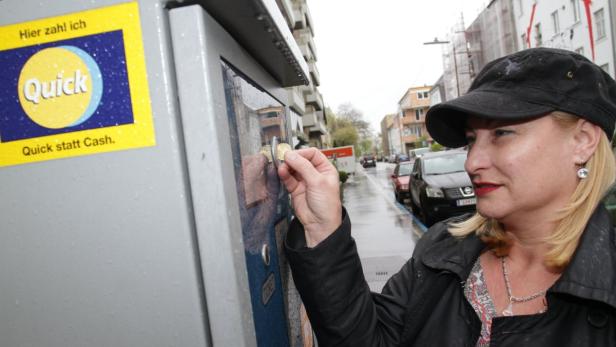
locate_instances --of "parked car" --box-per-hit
[390,160,413,203]
[409,147,430,159]
[362,155,376,168]
[395,154,410,164]
[408,150,475,226]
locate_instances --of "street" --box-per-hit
[342,161,425,292]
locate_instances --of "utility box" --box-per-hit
[0,1,310,346]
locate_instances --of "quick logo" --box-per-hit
[18,46,103,129]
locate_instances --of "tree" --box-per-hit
[414,135,429,148]
[332,126,358,147]
[359,138,373,155]
[337,103,372,139]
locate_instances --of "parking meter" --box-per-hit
[0,1,310,346]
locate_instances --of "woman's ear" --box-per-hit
[572,119,602,164]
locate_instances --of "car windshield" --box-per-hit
[398,163,412,176]
[423,152,467,175]
[412,147,430,157]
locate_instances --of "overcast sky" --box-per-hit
[308,0,489,134]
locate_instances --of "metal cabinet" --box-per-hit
[0,1,309,346]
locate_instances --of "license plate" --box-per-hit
[456,198,476,206]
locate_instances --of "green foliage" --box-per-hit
[358,138,373,156]
[332,125,358,147]
[339,170,349,183]
[430,143,444,152]
[414,135,429,149]
[326,103,373,152]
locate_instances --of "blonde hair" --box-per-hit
[449,112,616,268]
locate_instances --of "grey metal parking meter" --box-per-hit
[0,1,310,346]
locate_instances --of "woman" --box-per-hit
[278,47,616,346]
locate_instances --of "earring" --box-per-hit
[577,167,589,179]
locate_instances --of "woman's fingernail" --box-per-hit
[286,151,298,161]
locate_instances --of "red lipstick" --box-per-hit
[473,182,500,197]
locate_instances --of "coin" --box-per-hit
[260,145,273,162]
[276,143,292,162]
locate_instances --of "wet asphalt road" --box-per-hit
[342,161,425,292]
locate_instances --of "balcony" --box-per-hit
[401,116,422,125]
[310,119,327,135]
[303,108,327,135]
[308,60,320,86]
[294,28,317,61]
[401,135,420,144]
[303,107,317,127]
[287,86,305,114]
[305,89,323,111]
[292,2,305,30]
[277,0,297,29]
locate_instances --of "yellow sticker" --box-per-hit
[0,2,155,167]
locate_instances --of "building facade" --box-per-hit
[398,86,433,153]
[277,0,328,148]
[429,75,446,107]
[437,0,615,106]
[513,0,615,77]
[467,0,519,77]
[380,114,393,158]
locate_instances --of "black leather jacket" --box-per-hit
[285,206,616,346]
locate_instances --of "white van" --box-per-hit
[409,147,430,159]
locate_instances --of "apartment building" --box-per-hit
[380,114,393,158]
[277,0,328,148]
[398,86,433,154]
[513,0,614,76]
[467,0,519,76]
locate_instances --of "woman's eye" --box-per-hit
[494,129,513,137]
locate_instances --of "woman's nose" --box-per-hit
[464,141,489,174]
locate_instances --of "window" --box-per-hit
[571,0,580,22]
[551,11,560,34]
[403,126,412,136]
[417,92,424,99]
[415,109,423,121]
[534,23,542,46]
[575,46,584,56]
[595,9,606,40]
[403,125,422,137]
[423,91,429,98]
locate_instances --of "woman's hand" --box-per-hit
[278,148,342,247]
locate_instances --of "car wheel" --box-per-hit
[409,197,419,214]
[395,191,402,203]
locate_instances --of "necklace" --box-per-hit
[500,256,547,316]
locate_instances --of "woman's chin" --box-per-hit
[476,205,506,221]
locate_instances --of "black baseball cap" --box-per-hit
[426,47,616,148]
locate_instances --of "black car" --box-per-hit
[362,155,376,168]
[408,150,475,226]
